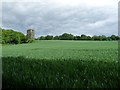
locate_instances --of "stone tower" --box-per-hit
[27,29,35,39]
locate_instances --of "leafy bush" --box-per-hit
[26,39,35,43]
[2,29,26,44]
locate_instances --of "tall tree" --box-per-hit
[45,35,53,40]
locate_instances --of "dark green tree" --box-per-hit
[39,36,45,40]
[110,35,116,40]
[60,33,74,40]
[87,36,92,40]
[53,36,60,40]
[2,28,26,44]
[45,35,53,40]
[92,35,100,40]
[80,34,87,40]
[99,35,107,41]
[74,36,81,40]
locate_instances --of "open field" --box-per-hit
[2,40,118,61]
[2,40,119,88]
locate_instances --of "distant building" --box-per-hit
[27,29,35,39]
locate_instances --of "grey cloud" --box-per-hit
[2,1,118,37]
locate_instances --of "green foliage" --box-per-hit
[110,35,119,40]
[60,33,74,40]
[2,28,26,44]
[39,33,120,41]
[74,36,81,40]
[39,36,45,40]
[45,35,53,40]
[80,34,87,40]
[1,27,36,44]
[0,27,2,44]
[100,35,107,41]
[92,35,100,40]
[26,39,35,43]
[17,32,26,43]
[53,36,60,40]
[87,36,92,40]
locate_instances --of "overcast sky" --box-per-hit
[1,0,119,37]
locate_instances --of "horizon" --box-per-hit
[1,27,119,38]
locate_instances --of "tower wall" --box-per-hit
[27,29,35,39]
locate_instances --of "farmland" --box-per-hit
[2,40,119,88]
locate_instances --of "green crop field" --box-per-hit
[2,40,120,88]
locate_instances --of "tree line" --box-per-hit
[1,28,34,44]
[1,27,119,45]
[38,33,120,41]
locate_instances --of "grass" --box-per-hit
[2,40,119,88]
[2,56,119,88]
[2,40,118,62]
